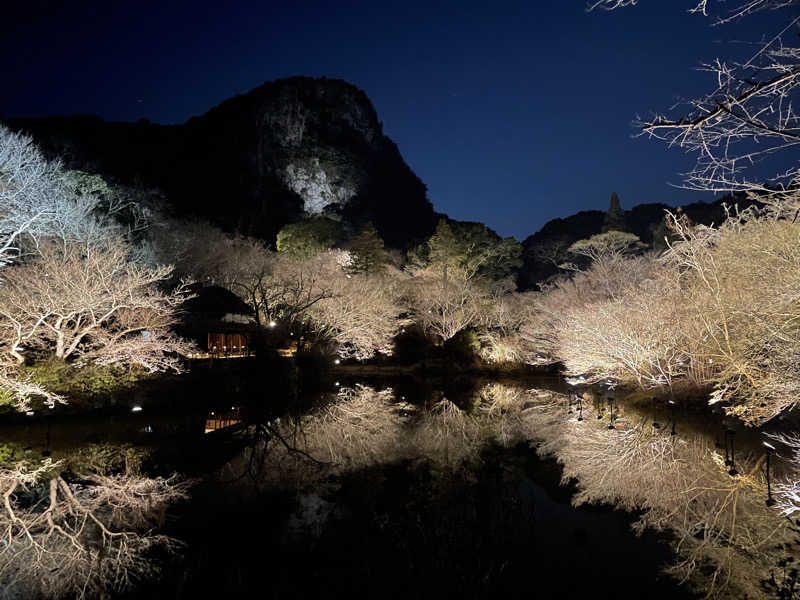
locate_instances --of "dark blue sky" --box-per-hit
[2,1,790,239]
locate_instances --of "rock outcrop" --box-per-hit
[7,77,437,248]
[602,192,627,232]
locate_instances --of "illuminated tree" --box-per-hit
[0,126,91,264]
[158,222,337,329]
[0,129,186,409]
[0,127,153,267]
[566,230,646,265]
[407,273,489,342]
[405,220,524,345]
[0,239,192,372]
[589,0,800,213]
[309,269,406,360]
[660,211,800,424]
[478,291,536,364]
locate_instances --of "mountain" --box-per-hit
[6,77,438,248]
[518,192,760,290]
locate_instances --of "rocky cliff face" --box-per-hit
[8,77,437,248]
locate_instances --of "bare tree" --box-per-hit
[0,239,192,373]
[525,207,800,424]
[0,127,147,266]
[160,222,337,330]
[554,275,693,389]
[0,126,75,265]
[478,290,537,364]
[661,211,800,424]
[588,0,797,22]
[0,373,64,412]
[521,254,670,372]
[309,269,408,360]
[589,0,800,213]
[405,266,495,343]
[0,127,182,409]
[566,230,646,265]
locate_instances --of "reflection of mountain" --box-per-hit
[7,77,438,249]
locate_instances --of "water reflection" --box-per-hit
[0,374,796,599]
[204,407,242,433]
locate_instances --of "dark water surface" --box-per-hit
[2,362,788,599]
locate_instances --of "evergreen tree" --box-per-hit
[276,217,339,258]
[411,219,521,281]
[427,220,463,270]
[346,222,389,274]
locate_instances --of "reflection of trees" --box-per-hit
[222,384,532,491]
[526,394,794,598]
[411,398,484,469]
[0,458,189,599]
[222,383,794,597]
[767,432,800,519]
[225,386,405,491]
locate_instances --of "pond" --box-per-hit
[0,360,796,599]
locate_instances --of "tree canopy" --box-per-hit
[410,219,521,281]
[276,217,341,258]
[346,222,389,275]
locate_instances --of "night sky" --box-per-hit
[2,1,790,240]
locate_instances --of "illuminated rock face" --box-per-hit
[260,81,373,215]
[283,158,358,214]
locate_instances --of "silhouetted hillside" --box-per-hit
[519,193,760,290]
[7,77,438,249]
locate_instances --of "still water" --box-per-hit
[0,364,794,599]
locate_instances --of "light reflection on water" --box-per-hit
[0,374,788,468]
[0,373,794,599]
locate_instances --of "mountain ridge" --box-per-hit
[6,76,438,249]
